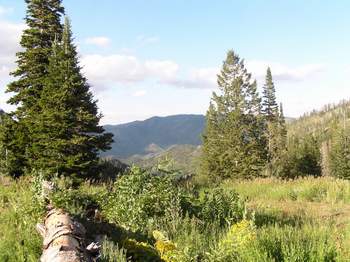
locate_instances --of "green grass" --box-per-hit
[0,176,44,262]
[2,175,350,261]
[242,224,339,262]
[225,176,350,204]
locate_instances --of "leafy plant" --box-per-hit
[100,166,181,232]
[200,188,245,226]
[208,219,256,261]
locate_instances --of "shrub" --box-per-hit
[100,166,181,232]
[208,219,256,261]
[201,188,245,226]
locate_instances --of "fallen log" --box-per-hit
[36,180,100,261]
[36,207,95,262]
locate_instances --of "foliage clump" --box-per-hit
[188,187,245,227]
[100,166,181,232]
[208,219,256,261]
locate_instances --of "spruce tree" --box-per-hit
[330,127,350,179]
[2,0,64,176]
[29,17,113,179]
[244,80,268,174]
[262,67,279,121]
[262,69,288,176]
[201,50,266,180]
[278,102,287,148]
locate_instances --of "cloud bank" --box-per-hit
[85,36,111,47]
[80,54,179,88]
[80,53,325,91]
[246,61,325,82]
[0,17,25,78]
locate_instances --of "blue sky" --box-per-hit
[0,0,349,124]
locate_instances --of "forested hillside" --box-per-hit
[103,114,205,158]
[285,100,350,179]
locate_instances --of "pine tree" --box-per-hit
[262,67,279,121]
[243,80,268,174]
[330,127,350,179]
[201,50,266,180]
[278,102,287,148]
[29,17,113,179]
[262,69,288,176]
[2,0,65,176]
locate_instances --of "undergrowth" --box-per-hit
[1,174,349,261]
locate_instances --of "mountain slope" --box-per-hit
[125,144,202,173]
[287,101,350,138]
[102,114,205,158]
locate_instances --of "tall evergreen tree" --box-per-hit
[262,67,279,121]
[329,127,350,179]
[244,80,268,174]
[201,50,266,180]
[278,102,287,148]
[29,17,113,178]
[262,68,288,176]
[2,0,64,176]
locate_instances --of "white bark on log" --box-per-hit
[36,208,92,262]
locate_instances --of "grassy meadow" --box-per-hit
[1,174,350,261]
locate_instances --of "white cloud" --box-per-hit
[165,61,325,90]
[0,18,25,79]
[80,51,326,92]
[164,67,218,89]
[246,61,325,81]
[132,90,147,97]
[145,60,179,80]
[80,54,179,88]
[85,36,111,47]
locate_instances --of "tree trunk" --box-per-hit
[36,208,93,262]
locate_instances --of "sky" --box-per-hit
[0,0,349,124]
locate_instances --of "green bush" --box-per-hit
[100,166,181,232]
[197,188,245,226]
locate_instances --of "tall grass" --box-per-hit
[241,223,339,262]
[225,176,350,204]
[0,177,43,262]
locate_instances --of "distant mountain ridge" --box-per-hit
[102,114,206,158]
